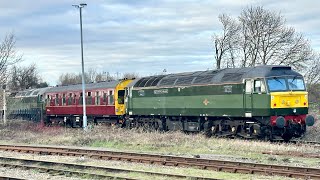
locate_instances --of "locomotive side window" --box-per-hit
[118,90,125,104]
[254,80,266,93]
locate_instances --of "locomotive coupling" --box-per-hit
[306,115,315,126]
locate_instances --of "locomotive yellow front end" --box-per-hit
[267,76,315,140]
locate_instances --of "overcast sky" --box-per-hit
[1,0,319,85]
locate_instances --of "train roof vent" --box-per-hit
[221,73,244,82]
[175,76,195,85]
[159,78,177,86]
[193,75,214,84]
[271,66,291,70]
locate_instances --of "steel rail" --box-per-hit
[0,144,319,179]
[0,177,24,180]
[0,156,217,180]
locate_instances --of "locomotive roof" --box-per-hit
[132,65,302,88]
[14,87,51,98]
[45,80,120,93]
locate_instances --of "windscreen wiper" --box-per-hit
[273,77,283,85]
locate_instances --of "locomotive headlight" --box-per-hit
[271,96,274,100]
[305,95,308,100]
[293,109,296,113]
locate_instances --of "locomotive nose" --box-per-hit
[305,115,315,126]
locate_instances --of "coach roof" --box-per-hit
[133,65,302,88]
[45,80,120,93]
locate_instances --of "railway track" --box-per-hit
[0,144,319,179]
[0,156,215,180]
[0,177,24,180]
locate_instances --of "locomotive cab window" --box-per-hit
[118,90,125,104]
[254,79,266,93]
[288,77,305,90]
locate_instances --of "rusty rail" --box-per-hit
[0,144,319,179]
[0,156,216,180]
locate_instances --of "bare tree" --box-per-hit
[304,54,320,107]
[95,72,115,82]
[58,71,117,85]
[122,72,139,79]
[213,14,240,69]
[238,6,313,69]
[87,68,97,83]
[0,33,22,85]
[8,63,47,91]
[213,6,313,70]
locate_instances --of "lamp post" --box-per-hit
[73,3,87,130]
[2,84,6,125]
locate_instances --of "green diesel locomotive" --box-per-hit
[125,65,314,141]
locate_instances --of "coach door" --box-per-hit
[244,79,253,117]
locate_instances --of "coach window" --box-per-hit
[109,90,114,105]
[74,94,77,105]
[103,92,107,105]
[254,79,266,93]
[62,94,66,105]
[96,91,100,105]
[68,93,72,105]
[79,92,83,105]
[55,94,59,105]
[47,95,50,106]
[87,92,92,105]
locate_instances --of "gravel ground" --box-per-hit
[0,165,84,180]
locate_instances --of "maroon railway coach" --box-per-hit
[44,81,119,126]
